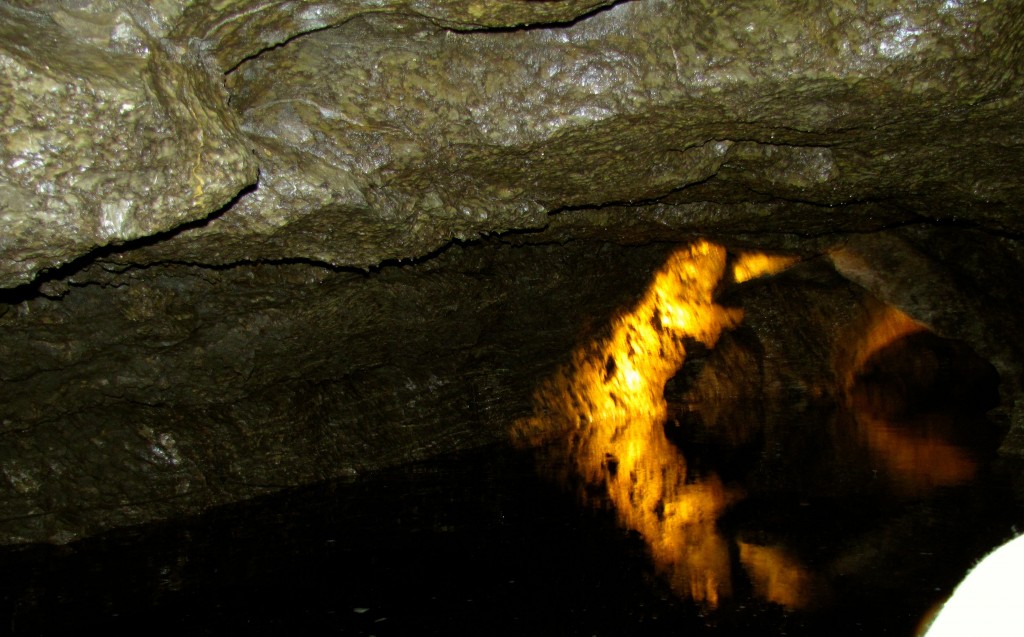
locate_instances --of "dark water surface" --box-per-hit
[2,429,1023,636]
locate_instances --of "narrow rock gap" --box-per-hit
[0,184,257,305]
[223,15,374,76]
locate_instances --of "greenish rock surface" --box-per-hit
[2,0,1024,543]
[0,2,257,287]
[113,0,1024,268]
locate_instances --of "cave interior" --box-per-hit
[2,0,1024,634]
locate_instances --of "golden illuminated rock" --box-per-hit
[516,240,804,605]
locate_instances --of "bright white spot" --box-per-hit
[879,14,922,58]
[571,105,614,122]
[299,4,328,22]
[939,0,963,14]
[111,22,136,44]
[924,534,1024,636]
[99,199,131,239]
[151,433,182,466]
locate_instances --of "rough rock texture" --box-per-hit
[3,0,1024,543]
[0,2,257,288]
[0,240,677,543]
[670,258,1005,499]
[114,0,1024,268]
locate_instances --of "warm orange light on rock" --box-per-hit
[732,252,800,284]
[838,305,979,493]
[514,240,757,605]
[514,240,994,612]
[841,304,929,393]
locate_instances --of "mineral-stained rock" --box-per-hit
[4,0,1023,278]
[0,2,257,288]
[170,0,620,71]
[109,0,1024,271]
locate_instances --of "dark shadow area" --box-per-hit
[2,245,1022,636]
[4,439,1021,637]
[850,330,1002,420]
[0,445,709,637]
[0,184,257,306]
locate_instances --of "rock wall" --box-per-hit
[3,0,1024,543]
[0,240,679,543]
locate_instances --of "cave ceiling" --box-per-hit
[3,0,1023,283]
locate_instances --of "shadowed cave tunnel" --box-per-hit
[3,1,1024,635]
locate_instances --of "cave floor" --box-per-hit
[2,405,1023,636]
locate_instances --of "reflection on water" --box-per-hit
[848,322,1002,496]
[853,410,981,495]
[839,304,928,393]
[850,308,977,494]
[513,240,795,605]
[1,248,1020,636]
[514,240,1007,615]
[737,541,824,610]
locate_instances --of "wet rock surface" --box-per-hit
[0,240,675,543]
[0,2,257,288]
[2,0,1024,543]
